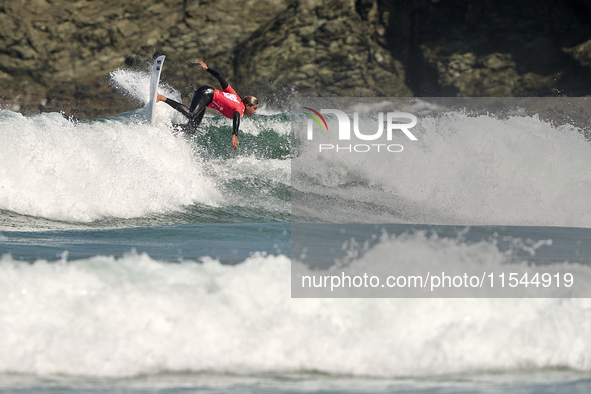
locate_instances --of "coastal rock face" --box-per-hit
[0,0,590,118]
[0,0,289,117]
[381,0,591,97]
[234,0,412,105]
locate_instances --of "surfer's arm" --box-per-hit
[232,111,240,150]
[199,62,229,90]
[207,68,229,90]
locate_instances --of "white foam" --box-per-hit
[2,233,591,378]
[0,110,220,222]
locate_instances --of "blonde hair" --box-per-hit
[242,96,259,106]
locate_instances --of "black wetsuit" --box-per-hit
[163,68,241,135]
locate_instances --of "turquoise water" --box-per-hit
[0,223,290,264]
[2,72,591,392]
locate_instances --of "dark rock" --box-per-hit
[0,0,590,118]
[235,0,412,106]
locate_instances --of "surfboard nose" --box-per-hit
[148,55,166,124]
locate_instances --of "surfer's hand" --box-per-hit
[198,61,208,70]
[232,134,239,150]
[156,94,166,102]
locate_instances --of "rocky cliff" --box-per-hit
[1,0,590,119]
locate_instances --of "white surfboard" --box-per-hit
[148,55,165,124]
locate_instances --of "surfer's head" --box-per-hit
[243,96,259,116]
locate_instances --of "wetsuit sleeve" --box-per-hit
[233,111,240,136]
[207,68,229,90]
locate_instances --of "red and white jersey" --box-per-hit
[208,86,245,119]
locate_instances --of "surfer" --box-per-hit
[156,61,258,150]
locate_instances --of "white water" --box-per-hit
[0,110,219,222]
[2,232,591,378]
[294,110,591,227]
[0,69,291,223]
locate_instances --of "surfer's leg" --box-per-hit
[161,86,213,122]
[187,86,215,128]
[162,98,192,119]
[162,86,214,133]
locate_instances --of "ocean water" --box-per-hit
[1,70,591,393]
